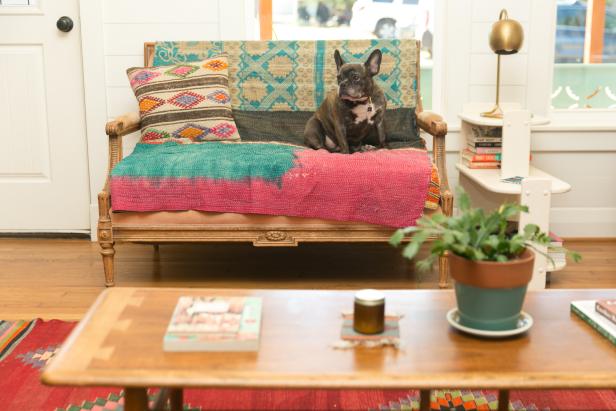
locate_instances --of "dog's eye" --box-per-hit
[352,73,360,82]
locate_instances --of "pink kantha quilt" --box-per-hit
[110,142,438,228]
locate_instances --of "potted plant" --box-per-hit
[390,188,580,331]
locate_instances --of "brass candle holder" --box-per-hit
[481,9,524,119]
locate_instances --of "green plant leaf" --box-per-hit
[401,231,430,260]
[568,251,582,263]
[495,254,508,262]
[402,241,421,259]
[523,224,540,238]
[457,188,471,212]
[499,203,527,219]
[389,229,405,246]
[390,187,581,267]
[389,226,420,246]
[416,254,438,272]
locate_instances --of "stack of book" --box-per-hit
[548,231,566,271]
[462,126,502,169]
[163,296,262,352]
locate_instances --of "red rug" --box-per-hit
[1,319,615,411]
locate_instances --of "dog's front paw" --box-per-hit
[360,144,377,152]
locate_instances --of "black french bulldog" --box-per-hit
[304,49,387,154]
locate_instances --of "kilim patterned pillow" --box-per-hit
[126,55,240,144]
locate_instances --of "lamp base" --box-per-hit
[481,104,504,119]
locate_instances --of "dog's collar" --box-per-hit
[341,95,369,103]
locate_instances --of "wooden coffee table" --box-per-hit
[42,288,616,411]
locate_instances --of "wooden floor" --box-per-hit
[0,238,614,320]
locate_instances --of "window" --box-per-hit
[272,0,435,109]
[552,0,616,109]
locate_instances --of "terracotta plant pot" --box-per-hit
[448,249,535,331]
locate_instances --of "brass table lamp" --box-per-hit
[481,9,524,118]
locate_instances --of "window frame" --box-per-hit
[549,0,616,127]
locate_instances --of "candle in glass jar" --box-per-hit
[353,289,385,334]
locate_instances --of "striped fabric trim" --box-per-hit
[314,40,326,108]
[134,76,229,97]
[424,163,441,210]
[0,320,36,362]
[140,108,233,128]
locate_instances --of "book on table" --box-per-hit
[570,300,616,346]
[461,158,500,169]
[466,144,502,155]
[596,300,616,326]
[469,141,502,147]
[548,231,564,247]
[463,125,502,169]
[547,231,566,271]
[462,149,502,163]
[163,296,262,352]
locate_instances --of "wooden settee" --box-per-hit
[98,41,453,287]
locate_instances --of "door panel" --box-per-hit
[0,0,90,230]
[0,45,50,179]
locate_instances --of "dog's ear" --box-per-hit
[334,49,345,72]
[365,49,382,76]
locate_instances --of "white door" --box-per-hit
[0,0,90,231]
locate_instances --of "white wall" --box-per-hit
[104,0,258,153]
[81,0,616,239]
[80,0,259,236]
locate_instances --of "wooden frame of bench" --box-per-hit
[98,42,453,288]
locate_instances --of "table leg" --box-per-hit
[170,388,183,411]
[124,387,149,411]
[419,389,431,411]
[498,389,510,411]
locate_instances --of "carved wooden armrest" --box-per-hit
[105,112,141,137]
[101,112,140,199]
[417,111,452,215]
[417,111,447,137]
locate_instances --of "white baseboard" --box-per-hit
[550,207,616,238]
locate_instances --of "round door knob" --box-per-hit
[56,16,74,33]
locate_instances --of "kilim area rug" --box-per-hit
[1,319,615,411]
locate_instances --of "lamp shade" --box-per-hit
[489,9,524,55]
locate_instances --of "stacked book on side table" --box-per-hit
[461,126,502,169]
[548,231,567,272]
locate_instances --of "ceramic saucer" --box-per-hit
[446,308,533,338]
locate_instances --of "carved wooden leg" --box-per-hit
[98,192,115,287]
[438,255,449,289]
[100,238,115,287]
[438,190,454,289]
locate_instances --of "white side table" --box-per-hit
[456,105,571,289]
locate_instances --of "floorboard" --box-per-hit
[0,239,614,320]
